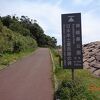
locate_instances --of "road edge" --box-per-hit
[49,49,58,92]
[0,48,39,71]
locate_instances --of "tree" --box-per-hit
[0,15,57,48]
[0,20,3,32]
[51,37,57,47]
[9,21,31,36]
[1,15,12,27]
[29,23,45,46]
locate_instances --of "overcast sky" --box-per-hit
[0,0,100,45]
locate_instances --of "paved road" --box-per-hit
[0,48,53,100]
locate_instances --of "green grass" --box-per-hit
[0,48,37,70]
[50,48,100,99]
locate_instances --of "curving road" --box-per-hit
[0,48,53,100]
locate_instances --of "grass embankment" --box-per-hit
[51,48,100,100]
[0,48,37,70]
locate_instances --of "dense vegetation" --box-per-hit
[51,49,100,100]
[0,15,57,69]
[0,15,57,52]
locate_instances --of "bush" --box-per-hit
[0,20,3,32]
[9,22,31,36]
[0,26,37,54]
[12,34,37,53]
[0,35,13,53]
[13,41,22,53]
[51,49,59,57]
[55,79,98,100]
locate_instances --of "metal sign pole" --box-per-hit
[71,68,74,100]
[72,68,74,80]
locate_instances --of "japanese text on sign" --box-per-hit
[62,13,83,69]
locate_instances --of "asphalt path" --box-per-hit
[0,48,53,100]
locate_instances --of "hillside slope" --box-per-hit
[0,25,37,54]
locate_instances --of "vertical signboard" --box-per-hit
[61,13,83,69]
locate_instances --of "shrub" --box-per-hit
[13,41,22,53]
[0,35,13,53]
[0,26,37,54]
[55,79,98,100]
[9,22,31,36]
[0,20,3,32]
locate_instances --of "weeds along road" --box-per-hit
[0,48,53,100]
